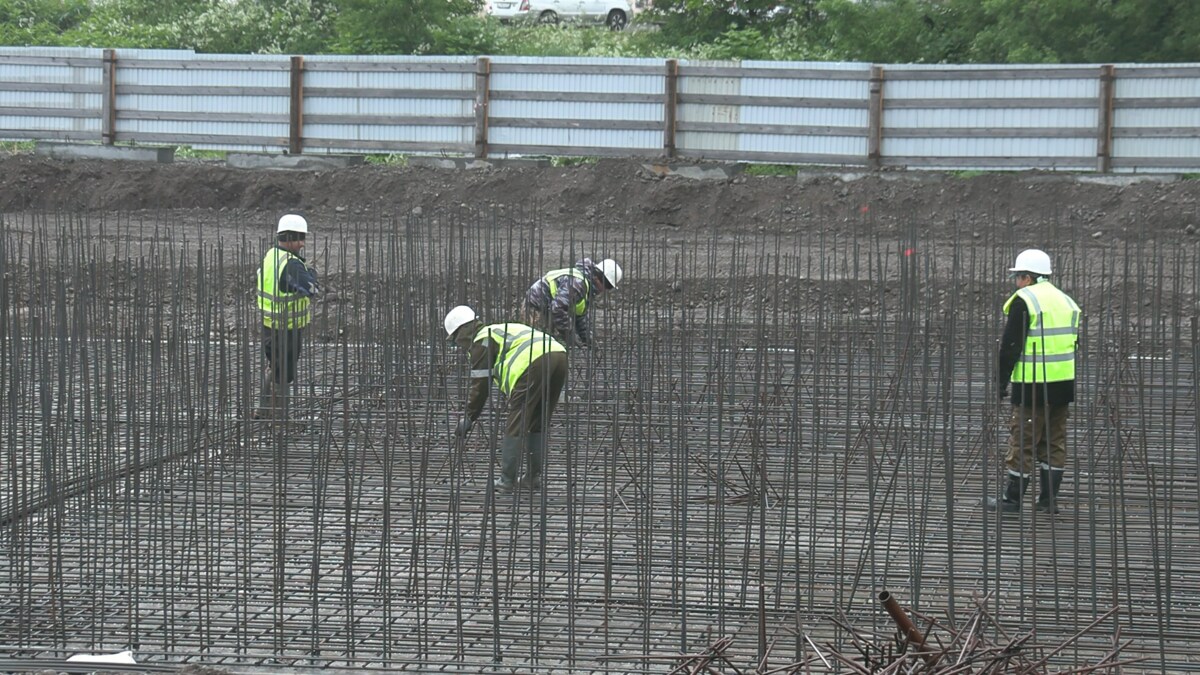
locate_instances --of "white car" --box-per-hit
[487,0,632,30]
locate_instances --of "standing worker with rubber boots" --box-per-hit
[445,306,568,493]
[254,214,320,420]
[986,249,1081,514]
[522,258,621,350]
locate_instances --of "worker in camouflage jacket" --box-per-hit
[521,257,622,349]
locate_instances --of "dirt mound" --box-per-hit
[1,155,1198,241]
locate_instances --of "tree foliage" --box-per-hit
[332,0,479,54]
[0,0,1197,62]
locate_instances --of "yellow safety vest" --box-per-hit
[472,323,565,395]
[543,268,590,316]
[257,247,311,330]
[1003,281,1080,383]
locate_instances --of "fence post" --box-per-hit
[867,64,884,170]
[289,56,304,155]
[1096,64,1116,173]
[663,58,679,159]
[101,49,117,145]
[474,57,491,159]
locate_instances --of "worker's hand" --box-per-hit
[998,385,1009,401]
[454,416,473,438]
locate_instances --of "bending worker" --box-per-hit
[445,306,568,493]
[986,249,1081,514]
[522,258,621,349]
[255,214,320,420]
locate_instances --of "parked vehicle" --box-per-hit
[486,0,631,30]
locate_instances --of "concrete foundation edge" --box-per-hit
[35,142,174,163]
[226,153,365,170]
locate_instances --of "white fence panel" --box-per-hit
[0,48,103,142]
[0,49,1196,171]
[117,53,291,152]
[488,56,665,156]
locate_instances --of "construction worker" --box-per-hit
[986,249,1081,514]
[445,305,568,493]
[522,258,621,349]
[254,214,320,420]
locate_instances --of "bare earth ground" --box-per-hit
[1,155,1198,241]
[3,156,1200,674]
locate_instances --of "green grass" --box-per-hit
[950,169,986,179]
[1181,172,1200,180]
[365,153,408,166]
[174,145,226,160]
[0,140,36,154]
[742,163,799,177]
[550,156,598,167]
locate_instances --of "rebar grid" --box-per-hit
[0,205,1197,673]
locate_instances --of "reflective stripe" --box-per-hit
[1018,287,1043,324]
[259,290,299,302]
[1008,469,1030,479]
[1019,352,1074,363]
[469,368,491,378]
[1033,326,1078,337]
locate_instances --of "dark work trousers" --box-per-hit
[1006,395,1070,475]
[505,351,568,437]
[262,325,304,385]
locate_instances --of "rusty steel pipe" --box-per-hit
[879,590,937,666]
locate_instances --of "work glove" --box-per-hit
[454,416,474,438]
[998,384,1009,401]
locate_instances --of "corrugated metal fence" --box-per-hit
[1,47,1197,172]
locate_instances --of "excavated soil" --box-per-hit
[1,155,1199,243]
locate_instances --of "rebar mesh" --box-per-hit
[0,205,1197,672]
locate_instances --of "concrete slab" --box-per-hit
[1075,174,1180,186]
[35,142,174,163]
[641,162,739,180]
[407,157,550,170]
[226,153,365,171]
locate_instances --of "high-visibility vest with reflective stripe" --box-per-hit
[543,268,590,316]
[257,248,311,329]
[1003,281,1080,383]
[473,323,565,395]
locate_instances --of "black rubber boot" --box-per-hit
[1036,468,1064,513]
[984,474,1028,513]
[518,432,545,491]
[254,370,278,420]
[495,435,521,494]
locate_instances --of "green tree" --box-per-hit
[1107,0,1200,62]
[650,0,813,48]
[812,0,967,63]
[184,0,336,53]
[332,0,479,54]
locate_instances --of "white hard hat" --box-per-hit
[598,259,622,289]
[1009,249,1052,276]
[444,305,476,337]
[277,214,308,234]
